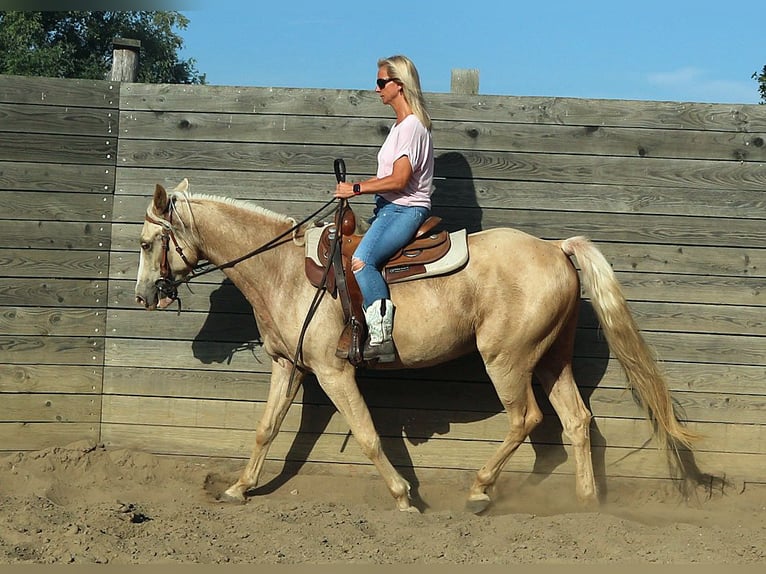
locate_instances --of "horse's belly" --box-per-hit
[390,309,477,368]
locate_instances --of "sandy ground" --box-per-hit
[0,440,763,565]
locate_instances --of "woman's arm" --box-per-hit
[334,156,412,199]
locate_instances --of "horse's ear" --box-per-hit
[153,184,169,214]
[174,178,189,193]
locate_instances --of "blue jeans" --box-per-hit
[353,198,430,308]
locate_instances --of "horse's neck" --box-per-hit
[190,200,300,293]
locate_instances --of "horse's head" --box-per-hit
[135,179,201,310]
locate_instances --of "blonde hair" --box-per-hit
[378,55,432,131]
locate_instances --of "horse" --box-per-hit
[134,178,699,513]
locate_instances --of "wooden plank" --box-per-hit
[110,206,766,255]
[99,353,766,425]
[0,103,117,136]
[658,363,766,395]
[107,220,766,279]
[118,110,766,163]
[105,298,764,343]
[112,169,766,222]
[105,336,270,373]
[0,161,114,193]
[0,191,114,222]
[575,330,765,366]
[104,323,763,372]
[1,394,100,423]
[0,364,102,393]
[435,177,766,220]
[0,249,108,279]
[611,272,764,306]
[119,83,766,132]
[100,422,766,482]
[107,275,242,309]
[104,361,766,399]
[0,307,105,337]
[115,140,766,193]
[0,279,107,307]
[107,309,260,343]
[470,209,766,249]
[113,166,766,220]
[100,394,766,454]
[0,335,104,366]
[0,133,116,165]
[583,301,766,336]
[596,243,765,278]
[108,259,765,309]
[0,75,118,108]
[0,422,99,452]
[0,221,111,250]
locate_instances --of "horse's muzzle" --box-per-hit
[135,293,177,311]
[135,294,158,310]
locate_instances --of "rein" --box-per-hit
[147,196,339,312]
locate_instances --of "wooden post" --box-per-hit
[110,37,141,82]
[451,68,480,95]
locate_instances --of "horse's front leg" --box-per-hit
[222,357,304,502]
[316,367,418,513]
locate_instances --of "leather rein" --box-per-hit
[145,195,338,313]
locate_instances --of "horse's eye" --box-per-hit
[140,242,151,251]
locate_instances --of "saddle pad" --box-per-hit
[305,225,469,285]
[387,228,468,283]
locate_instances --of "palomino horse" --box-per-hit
[135,179,698,513]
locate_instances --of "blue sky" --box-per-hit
[178,0,764,104]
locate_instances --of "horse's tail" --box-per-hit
[560,236,699,453]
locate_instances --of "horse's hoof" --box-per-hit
[577,495,600,511]
[465,495,491,515]
[399,505,421,514]
[218,489,247,505]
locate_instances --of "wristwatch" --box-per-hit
[352,183,361,195]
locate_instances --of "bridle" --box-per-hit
[144,208,195,307]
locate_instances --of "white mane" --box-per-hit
[166,189,303,244]
[169,190,294,224]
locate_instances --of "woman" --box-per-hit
[334,55,434,363]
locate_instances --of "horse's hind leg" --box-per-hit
[223,358,304,502]
[467,360,542,514]
[535,342,598,506]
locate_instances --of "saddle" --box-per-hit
[304,204,468,366]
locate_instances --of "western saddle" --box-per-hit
[305,202,467,366]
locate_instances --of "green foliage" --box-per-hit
[753,65,766,104]
[0,11,205,84]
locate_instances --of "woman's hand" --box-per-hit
[334,182,356,199]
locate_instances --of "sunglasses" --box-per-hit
[376,78,396,89]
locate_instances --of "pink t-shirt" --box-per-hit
[375,114,434,208]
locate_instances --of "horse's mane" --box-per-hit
[168,190,294,226]
[165,189,304,245]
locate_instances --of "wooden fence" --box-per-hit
[1,74,764,494]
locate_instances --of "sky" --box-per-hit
[175,0,765,105]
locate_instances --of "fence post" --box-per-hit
[110,37,141,82]
[451,68,480,94]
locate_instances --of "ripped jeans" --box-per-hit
[352,197,430,309]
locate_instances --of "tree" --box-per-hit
[0,11,205,84]
[754,65,766,104]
